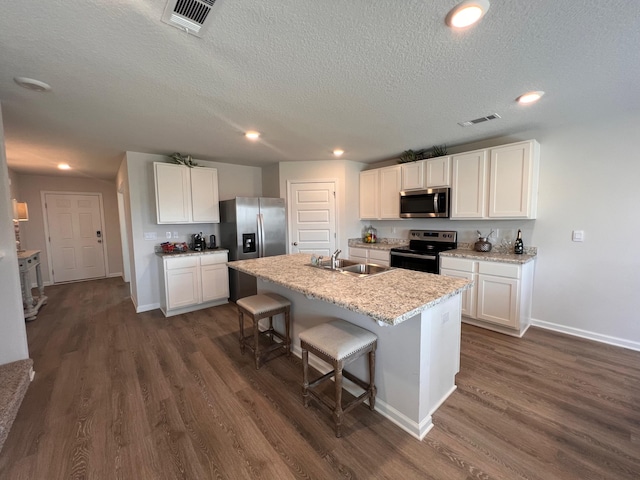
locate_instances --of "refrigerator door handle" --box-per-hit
[257,213,265,257]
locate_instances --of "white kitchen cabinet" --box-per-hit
[359,170,379,219]
[425,156,451,187]
[451,150,488,218]
[401,161,424,190]
[440,256,535,337]
[359,165,401,220]
[154,162,220,224]
[159,251,229,317]
[348,247,390,266]
[488,140,539,219]
[450,140,539,220]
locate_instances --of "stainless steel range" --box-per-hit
[390,230,457,274]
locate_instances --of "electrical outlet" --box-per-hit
[144,232,157,240]
[572,230,585,242]
[165,232,172,239]
[173,232,179,238]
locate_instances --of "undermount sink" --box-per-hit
[339,263,393,277]
[309,259,393,277]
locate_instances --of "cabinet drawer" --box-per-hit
[478,261,520,279]
[369,249,390,262]
[200,253,228,266]
[349,247,368,258]
[165,256,198,270]
[440,256,477,272]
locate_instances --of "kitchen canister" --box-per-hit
[474,230,494,252]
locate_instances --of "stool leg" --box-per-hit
[238,310,245,354]
[285,309,291,356]
[334,361,344,438]
[302,348,310,407]
[369,349,376,411]
[254,316,261,369]
[268,316,274,342]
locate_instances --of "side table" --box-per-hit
[17,250,47,321]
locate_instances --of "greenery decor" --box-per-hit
[398,149,417,163]
[431,144,448,157]
[170,152,198,167]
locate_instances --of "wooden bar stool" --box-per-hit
[299,319,377,437]
[237,293,291,369]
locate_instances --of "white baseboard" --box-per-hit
[136,302,160,313]
[531,318,640,352]
[108,272,123,278]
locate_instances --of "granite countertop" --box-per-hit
[227,253,471,327]
[347,238,409,251]
[156,248,229,258]
[440,248,537,265]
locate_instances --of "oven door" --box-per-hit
[390,251,439,274]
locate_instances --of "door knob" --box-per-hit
[292,242,298,246]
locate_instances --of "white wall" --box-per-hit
[367,112,640,348]
[121,152,263,312]
[0,104,29,364]
[13,173,123,284]
[277,160,364,251]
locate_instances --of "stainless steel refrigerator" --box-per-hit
[220,197,287,301]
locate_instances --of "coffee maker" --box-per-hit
[191,232,206,251]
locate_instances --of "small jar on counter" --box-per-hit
[362,225,377,243]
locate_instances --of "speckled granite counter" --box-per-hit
[348,238,409,251]
[227,253,471,326]
[0,359,33,453]
[155,248,229,258]
[440,248,536,265]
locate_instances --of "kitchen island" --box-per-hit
[227,253,472,439]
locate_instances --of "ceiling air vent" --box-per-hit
[458,113,501,127]
[161,0,217,37]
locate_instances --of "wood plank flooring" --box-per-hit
[1,277,639,479]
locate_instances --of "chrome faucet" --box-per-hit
[330,249,342,269]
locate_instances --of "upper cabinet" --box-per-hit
[359,165,401,220]
[401,157,451,191]
[451,140,539,220]
[154,162,220,224]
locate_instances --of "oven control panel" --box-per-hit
[408,230,457,242]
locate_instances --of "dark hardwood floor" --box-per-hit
[1,277,639,479]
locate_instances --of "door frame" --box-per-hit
[286,179,339,255]
[40,191,109,284]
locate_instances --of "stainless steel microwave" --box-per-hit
[399,187,450,218]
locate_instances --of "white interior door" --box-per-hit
[45,193,106,283]
[288,181,336,257]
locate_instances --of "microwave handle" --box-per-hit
[433,193,439,213]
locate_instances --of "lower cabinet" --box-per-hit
[159,252,229,317]
[348,247,390,266]
[441,256,535,337]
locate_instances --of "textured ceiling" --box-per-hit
[1,0,639,179]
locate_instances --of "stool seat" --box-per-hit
[300,319,377,438]
[237,293,291,369]
[237,293,291,315]
[299,320,377,360]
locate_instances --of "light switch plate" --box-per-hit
[144,232,157,240]
[572,230,584,242]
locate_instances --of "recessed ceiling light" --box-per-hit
[333,149,344,157]
[57,163,71,170]
[516,91,545,104]
[446,0,490,28]
[245,131,260,141]
[14,77,52,92]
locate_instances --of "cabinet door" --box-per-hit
[201,264,229,302]
[166,267,200,309]
[379,165,401,219]
[369,249,390,266]
[425,156,451,187]
[191,168,220,223]
[441,269,476,318]
[359,170,379,219]
[401,161,425,190]
[451,150,488,218]
[476,274,519,328]
[155,163,191,223]
[489,141,538,219]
